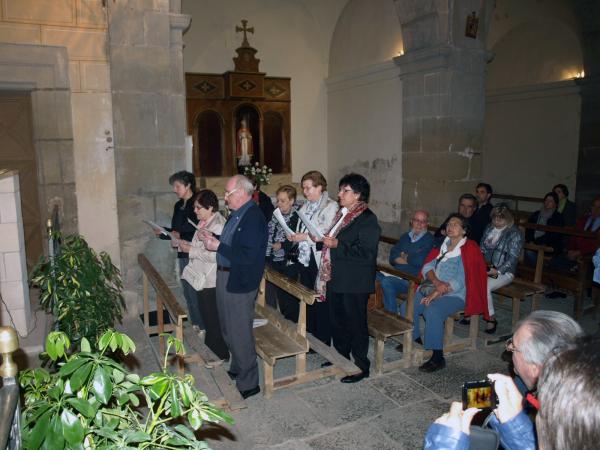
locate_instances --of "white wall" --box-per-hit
[182,0,348,182]
[326,0,403,222]
[483,0,583,199]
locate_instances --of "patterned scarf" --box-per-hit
[315,201,368,300]
[297,193,328,267]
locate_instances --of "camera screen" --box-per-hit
[465,385,494,409]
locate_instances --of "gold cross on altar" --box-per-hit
[236,19,254,47]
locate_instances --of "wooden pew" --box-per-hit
[517,221,599,318]
[138,254,246,411]
[255,267,361,398]
[370,265,417,373]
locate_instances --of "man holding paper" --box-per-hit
[316,173,381,383]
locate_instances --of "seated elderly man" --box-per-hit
[435,194,486,245]
[375,210,434,315]
[424,334,599,450]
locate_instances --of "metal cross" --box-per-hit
[236,19,254,47]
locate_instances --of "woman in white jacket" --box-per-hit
[179,189,228,361]
[289,170,339,344]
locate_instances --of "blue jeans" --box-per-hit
[376,272,409,314]
[405,291,464,350]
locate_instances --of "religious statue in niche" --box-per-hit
[465,11,479,38]
[236,117,254,167]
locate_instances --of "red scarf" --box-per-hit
[421,239,490,320]
[315,201,369,300]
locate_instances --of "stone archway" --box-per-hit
[0,43,78,241]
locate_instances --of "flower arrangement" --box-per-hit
[244,162,273,186]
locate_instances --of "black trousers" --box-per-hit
[301,254,331,345]
[327,288,370,374]
[268,259,300,322]
[197,287,229,360]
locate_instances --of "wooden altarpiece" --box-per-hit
[186,20,291,177]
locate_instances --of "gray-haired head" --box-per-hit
[537,336,600,450]
[231,174,254,196]
[515,310,583,366]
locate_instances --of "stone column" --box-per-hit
[107,0,191,312]
[574,0,600,211]
[393,0,493,226]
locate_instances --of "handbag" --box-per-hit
[182,263,215,291]
[419,279,437,296]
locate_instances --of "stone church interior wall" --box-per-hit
[182,0,348,183]
[327,0,404,223]
[0,0,120,264]
[483,3,583,200]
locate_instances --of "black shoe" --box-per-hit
[240,386,260,399]
[321,361,333,368]
[546,291,567,299]
[395,337,422,352]
[341,371,369,383]
[418,358,446,373]
[484,319,498,335]
[227,370,237,380]
[458,318,471,325]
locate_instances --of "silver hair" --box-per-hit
[537,336,600,450]
[515,310,583,366]
[231,175,254,196]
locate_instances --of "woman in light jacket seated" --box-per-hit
[405,214,488,373]
[479,205,523,334]
[179,189,228,362]
[288,170,339,344]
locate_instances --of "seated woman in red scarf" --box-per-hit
[402,214,488,373]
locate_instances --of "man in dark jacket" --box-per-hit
[435,194,486,245]
[201,175,268,399]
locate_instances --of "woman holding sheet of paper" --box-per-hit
[266,185,300,321]
[316,173,381,383]
[178,189,228,361]
[289,170,339,344]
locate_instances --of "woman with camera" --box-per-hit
[289,170,339,344]
[266,184,300,321]
[479,205,523,334]
[407,214,488,373]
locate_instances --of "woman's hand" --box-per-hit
[178,241,191,253]
[171,231,180,239]
[322,236,338,248]
[289,233,308,242]
[421,289,443,306]
[153,228,163,237]
[434,402,479,435]
[487,374,523,423]
[487,267,498,277]
[200,234,220,252]
[272,242,282,251]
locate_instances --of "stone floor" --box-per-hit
[194,292,598,450]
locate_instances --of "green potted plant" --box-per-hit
[20,330,233,449]
[31,233,124,345]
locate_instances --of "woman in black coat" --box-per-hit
[525,192,565,265]
[317,173,381,383]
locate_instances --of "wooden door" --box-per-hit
[0,91,43,270]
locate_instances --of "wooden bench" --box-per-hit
[255,267,361,398]
[517,222,599,319]
[370,265,417,373]
[138,254,246,411]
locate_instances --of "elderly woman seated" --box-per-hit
[402,214,488,373]
[479,204,523,334]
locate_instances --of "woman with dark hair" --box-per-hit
[247,174,275,222]
[525,192,565,264]
[407,214,488,372]
[553,183,576,226]
[178,189,228,361]
[154,171,201,328]
[316,173,381,383]
[289,170,339,344]
[479,205,523,334]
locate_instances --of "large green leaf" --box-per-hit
[58,358,87,377]
[61,409,85,445]
[92,367,112,404]
[66,398,95,418]
[27,409,52,450]
[70,362,93,392]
